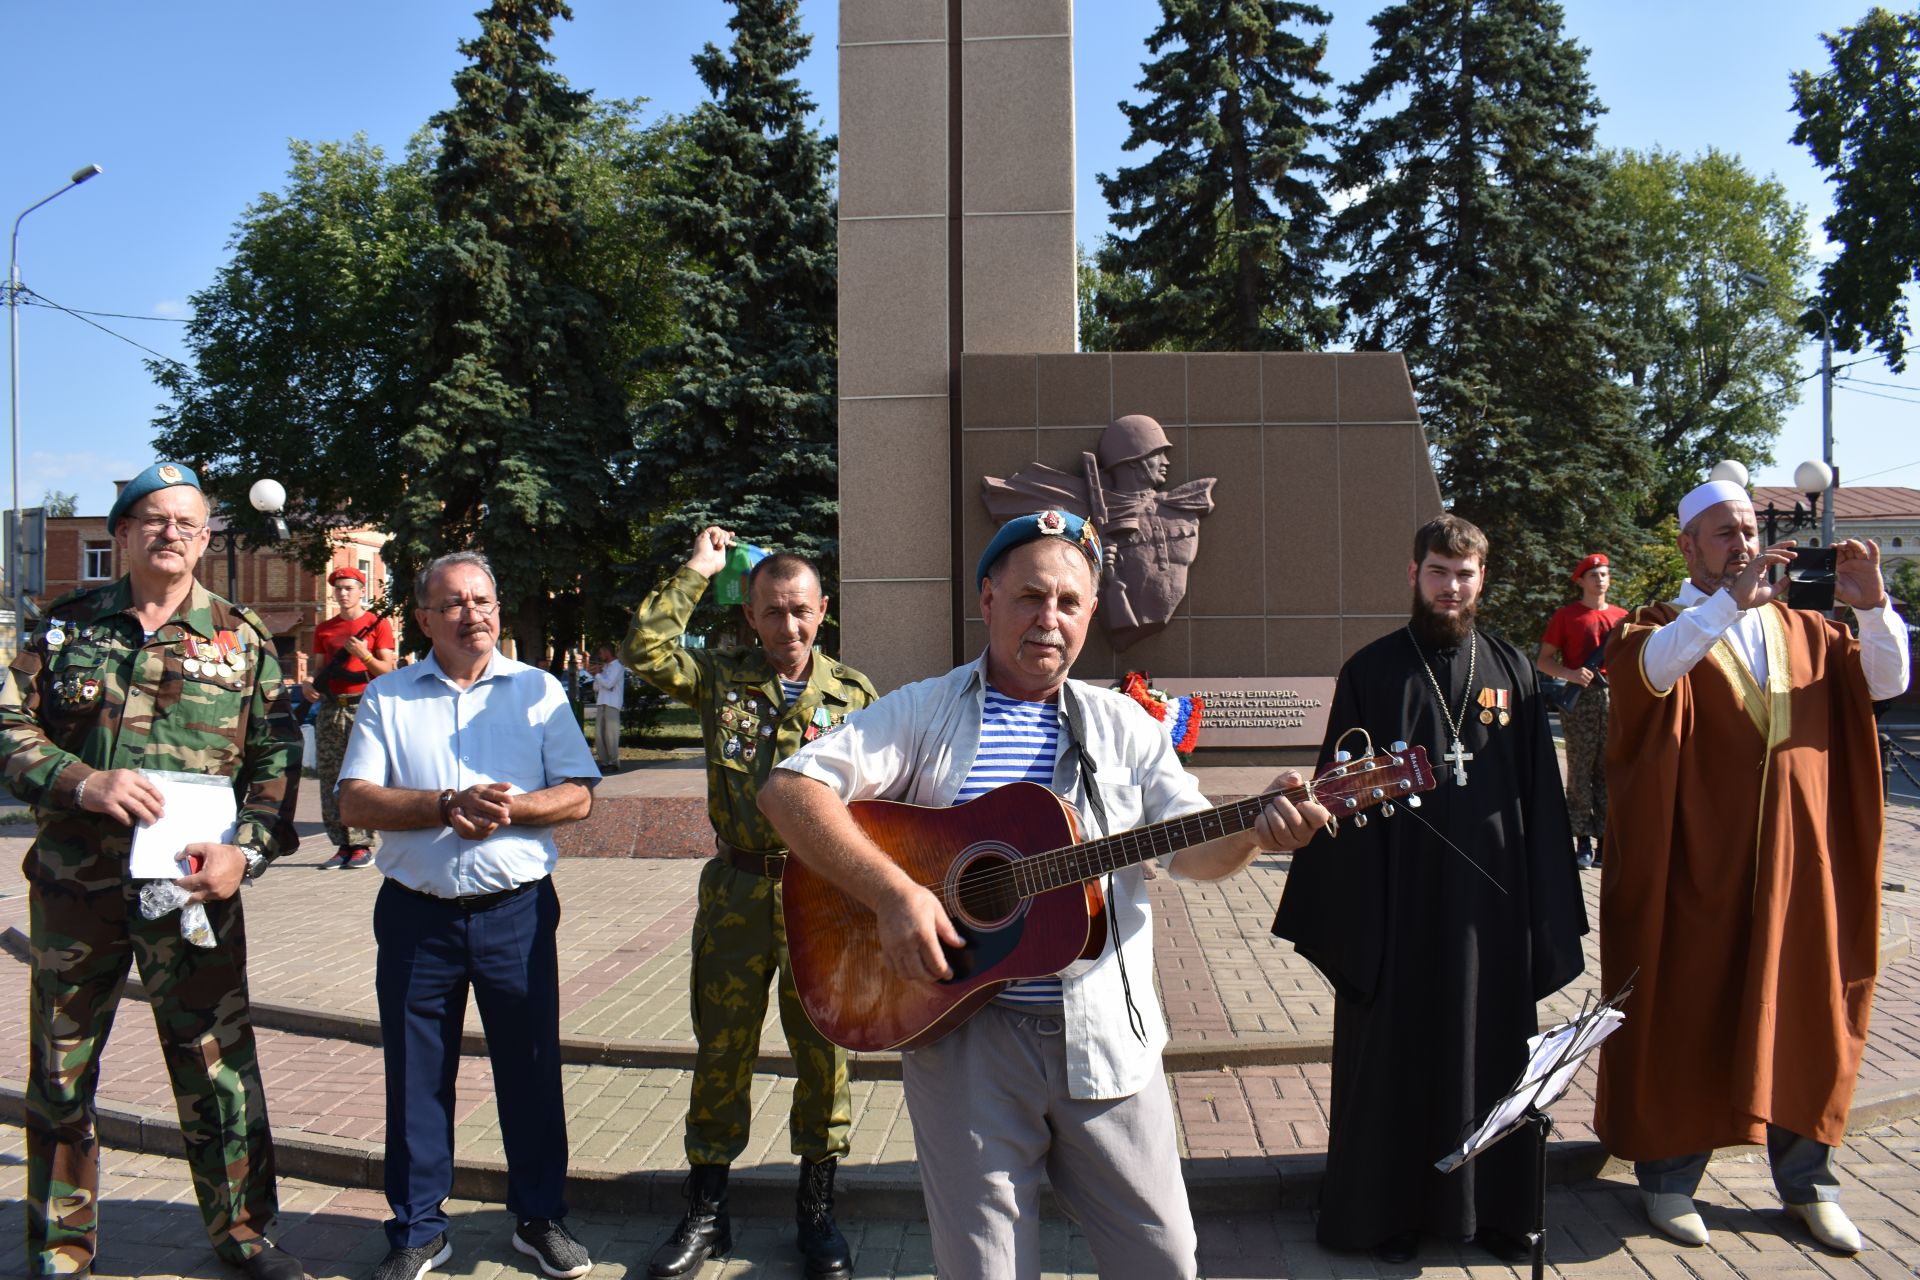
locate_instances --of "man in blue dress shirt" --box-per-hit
[338,550,600,1280]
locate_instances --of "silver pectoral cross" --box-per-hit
[1442,738,1473,786]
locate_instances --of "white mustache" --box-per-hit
[1022,628,1066,648]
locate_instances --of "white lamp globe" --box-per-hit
[248,478,287,514]
[1708,459,1750,487]
[1794,459,1834,494]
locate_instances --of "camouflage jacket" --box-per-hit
[0,577,302,891]
[620,566,877,853]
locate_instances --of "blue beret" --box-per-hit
[108,462,201,531]
[976,510,1103,588]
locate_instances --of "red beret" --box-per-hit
[1571,553,1609,582]
[328,566,367,586]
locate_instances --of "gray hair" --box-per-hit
[414,550,497,606]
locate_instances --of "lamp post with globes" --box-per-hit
[1708,458,1835,545]
[8,163,102,647]
[207,478,291,605]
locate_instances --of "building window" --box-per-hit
[359,558,371,580]
[82,542,112,580]
[1895,537,1905,548]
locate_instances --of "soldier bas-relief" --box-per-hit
[981,414,1215,650]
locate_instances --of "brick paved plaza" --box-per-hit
[2,760,1915,1278]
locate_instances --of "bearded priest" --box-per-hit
[1272,513,1588,1266]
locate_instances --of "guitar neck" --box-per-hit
[1022,787,1297,896]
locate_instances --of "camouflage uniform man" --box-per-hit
[623,528,876,1280]
[1,463,306,1280]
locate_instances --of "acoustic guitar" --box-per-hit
[783,743,1435,1052]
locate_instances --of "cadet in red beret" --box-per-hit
[1536,553,1627,866]
[303,564,396,868]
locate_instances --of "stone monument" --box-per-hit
[834,0,1444,756]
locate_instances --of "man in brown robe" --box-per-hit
[1598,479,1909,1255]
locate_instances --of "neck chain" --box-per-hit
[1406,625,1477,786]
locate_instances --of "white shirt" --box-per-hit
[776,651,1211,1100]
[592,657,626,709]
[338,649,601,897]
[1641,581,1909,700]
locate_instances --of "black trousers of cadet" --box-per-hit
[374,877,570,1249]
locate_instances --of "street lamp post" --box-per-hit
[8,164,102,644]
[208,478,290,605]
[1708,457,1834,545]
[1805,301,1838,552]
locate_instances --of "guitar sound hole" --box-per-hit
[952,852,1022,929]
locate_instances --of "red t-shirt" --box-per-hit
[1541,601,1628,672]
[314,611,395,696]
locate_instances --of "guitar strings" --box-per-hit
[906,761,1412,905]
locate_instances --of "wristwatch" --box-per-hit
[239,841,270,882]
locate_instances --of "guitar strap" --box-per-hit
[1058,682,1148,1045]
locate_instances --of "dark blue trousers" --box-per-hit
[374,878,569,1248]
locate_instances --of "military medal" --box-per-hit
[1479,708,1494,724]
[44,625,65,649]
[1476,686,1510,728]
[720,708,737,728]
[79,678,100,705]
[743,742,757,761]
[759,724,772,737]
[722,736,740,759]
[1499,710,1510,726]
[726,690,739,703]
[803,725,819,741]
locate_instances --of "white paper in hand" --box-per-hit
[129,770,239,879]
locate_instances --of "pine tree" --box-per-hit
[638,0,838,609]
[397,0,627,659]
[1093,0,1336,351]
[1332,0,1649,636]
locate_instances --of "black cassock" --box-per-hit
[1272,626,1587,1250]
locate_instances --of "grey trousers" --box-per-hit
[1635,1125,1840,1205]
[588,704,620,768]
[900,1002,1198,1280]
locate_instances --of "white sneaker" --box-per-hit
[1785,1201,1862,1254]
[1641,1190,1710,1246]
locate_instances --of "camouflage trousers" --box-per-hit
[316,699,379,849]
[1561,683,1611,838]
[25,879,277,1275]
[685,855,851,1166]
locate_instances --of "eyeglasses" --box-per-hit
[136,516,206,536]
[428,599,499,619]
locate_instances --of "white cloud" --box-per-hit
[152,299,188,318]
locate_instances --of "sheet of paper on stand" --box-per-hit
[128,769,239,879]
[1435,1007,1625,1173]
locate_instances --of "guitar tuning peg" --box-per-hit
[1407,795,1421,808]
[1382,802,1396,817]
[1390,740,1408,753]
[1352,813,1369,828]
[1333,750,1352,764]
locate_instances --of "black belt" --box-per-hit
[716,838,787,878]
[321,693,364,707]
[388,876,545,913]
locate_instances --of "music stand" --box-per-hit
[1435,983,1633,1279]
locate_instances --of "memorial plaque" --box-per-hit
[1148,676,1338,749]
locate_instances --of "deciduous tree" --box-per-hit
[1791,6,1920,371]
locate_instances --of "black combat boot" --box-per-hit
[796,1156,854,1278]
[646,1164,731,1278]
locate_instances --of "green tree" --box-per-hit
[1332,0,1649,638]
[1791,6,1920,371]
[1598,147,1811,520]
[637,0,838,617]
[1093,0,1336,351]
[394,0,632,661]
[1077,243,1147,352]
[40,490,77,518]
[151,135,438,570]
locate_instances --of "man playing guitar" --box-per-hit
[759,510,1333,1280]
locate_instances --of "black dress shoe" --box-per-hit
[1476,1227,1533,1262]
[1374,1231,1418,1263]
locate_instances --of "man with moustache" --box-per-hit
[337,551,599,1280]
[1,462,307,1279]
[759,510,1332,1280]
[1272,513,1588,1265]
[1597,480,1908,1255]
[622,529,876,1280]
[303,565,396,869]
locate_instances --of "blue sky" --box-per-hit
[5,0,1915,521]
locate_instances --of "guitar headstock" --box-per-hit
[1308,742,1436,826]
